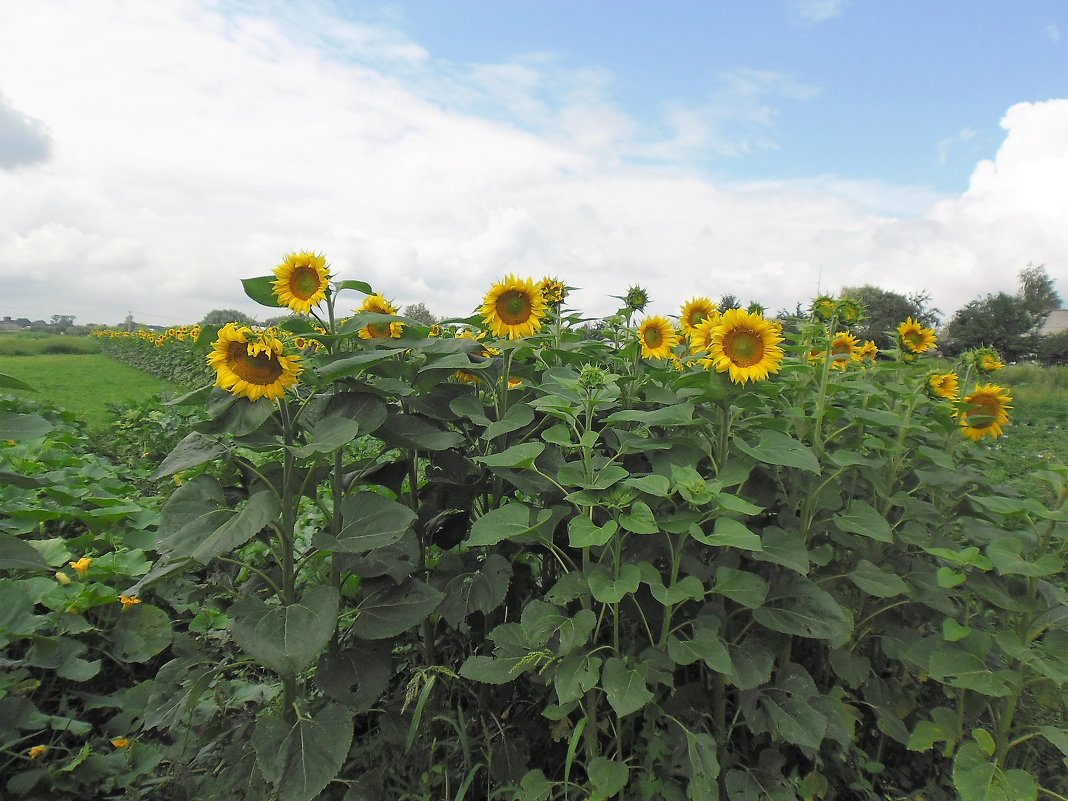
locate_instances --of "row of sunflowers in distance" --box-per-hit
[95,250,1013,442]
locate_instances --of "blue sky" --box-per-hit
[364,0,1068,190]
[0,0,1066,325]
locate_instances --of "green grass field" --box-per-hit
[0,331,101,356]
[0,353,178,430]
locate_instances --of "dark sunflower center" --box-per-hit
[496,291,532,325]
[904,330,923,346]
[688,311,707,327]
[645,326,664,347]
[289,266,321,299]
[366,323,391,338]
[227,342,284,385]
[969,396,998,428]
[723,329,763,367]
[831,340,851,356]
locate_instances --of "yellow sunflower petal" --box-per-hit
[272,251,330,314]
[480,275,547,339]
[699,308,784,385]
[637,316,680,360]
[959,383,1012,441]
[207,324,302,402]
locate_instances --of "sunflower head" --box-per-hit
[272,251,330,314]
[678,297,717,337]
[637,316,680,360]
[357,294,404,339]
[480,275,547,339]
[836,297,864,326]
[623,286,650,312]
[699,308,785,385]
[207,323,302,402]
[927,372,960,401]
[428,324,443,337]
[811,295,837,322]
[688,314,722,354]
[539,276,567,306]
[897,316,937,354]
[959,383,1012,441]
[829,331,861,370]
[859,340,879,361]
[970,347,1005,373]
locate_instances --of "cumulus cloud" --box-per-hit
[790,0,849,25]
[0,1,1064,328]
[0,91,52,169]
[1046,23,1061,44]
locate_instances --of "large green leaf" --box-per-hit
[600,657,653,718]
[587,757,629,799]
[230,586,340,676]
[928,645,1011,697]
[314,492,415,554]
[986,537,1064,578]
[734,430,820,473]
[253,703,353,801]
[848,559,909,598]
[438,554,513,628]
[750,526,810,575]
[685,731,720,801]
[290,415,363,458]
[377,413,462,451]
[712,566,768,608]
[110,604,173,663]
[152,432,226,479]
[465,502,553,547]
[587,564,642,604]
[197,393,276,436]
[241,275,283,308]
[520,601,596,655]
[475,442,545,470]
[753,577,853,647]
[0,372,33,391]
[483,403,535,440]
[191,490,280,564]
[553,652,602,704]
[317,641,392,711]
[568,517,618,548]
[353,578,443,639]
[691,518,762,552]
[0,533,49,571]
[667,627,733,675]
[834,500,893,543]
[953,740,1037,801]
[605,403,695,427]
[619,501,658,534]
[0,411,53,441]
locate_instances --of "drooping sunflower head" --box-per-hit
[699,308,785,385]
[859,340,879,361]
[459,329,501,358]
[637,316,680,360]
[811,295,837,322]
[624,285,650,312]
[679,297,718,337]
[357,294,404,339]
[480,275,547,339]
[959,383,1012,441]
[207,323,302,402]
[897,316,937,354]
[835,297,864,326]
[971,347,1005,373]
[927,372,960,401]
[829,331,861,370]
[428,324,443,337]
[539,276,567,306]
[272,251,330,314]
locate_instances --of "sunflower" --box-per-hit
[357,294,404,339]
[679,297,718,337]
[637,316,680,360]
[829,331,861,369]
[897,316,937,354]
[973,347,1005,373]
[811,295,836,322]
[700,309,785,384]
[959,383,1012,441]
[207,323,302,402]
[272,251,330,314]
[836,297,864,326]
[539,276,567,306]
[623,286,650,312]
[480,275,547,339]
[688,314,722,354]
[927,372,960,400]
[859,340,879,361]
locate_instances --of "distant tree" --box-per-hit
[839,285,940,349]
[262,314,299,328]
[402,303,437,326]
[50,314,76,332]
[1037,330,1068,366]
[941,265,1062,359]
[201,309,257,326]
[718,294,741,311]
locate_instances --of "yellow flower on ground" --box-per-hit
[480,275,547,339]
[859,340,879,361]
[927,372,960,400]
[28,745,48,759]
[636,316,680,360]
[207,324,302,402]
[679,297,718,338]
[55,571,72,585]
[539,276,567,305]
[69,557,92,578]
[700,308,785,385]
[118,594,142,610]
[897,316,937,354]
[272,251,330,314]
[959,383,1012,441]
[829,331,860,369]
[356,293,404,339]
[111,737,132,749]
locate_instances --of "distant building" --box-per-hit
[1040,309,1068,336]
[0,316,24,331]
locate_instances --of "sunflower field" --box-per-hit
[2,252,1068,801]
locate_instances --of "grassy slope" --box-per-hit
[0,354,178,430]
[0,332,101,356]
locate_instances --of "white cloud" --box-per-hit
[1046,23,1061,44]
[0,1,1064,330]
[791,0,848,24]
[936,126,977,165]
